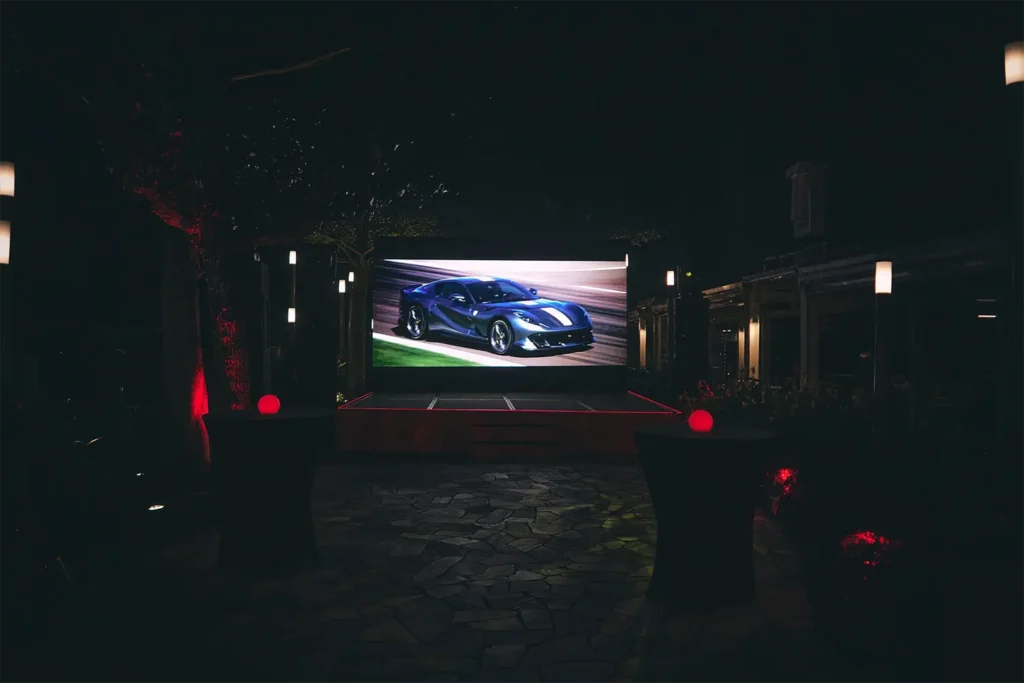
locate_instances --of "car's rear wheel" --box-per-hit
[406,305,428,340]
[489,319,513,355]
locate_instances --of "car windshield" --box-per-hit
[466,280,536,304]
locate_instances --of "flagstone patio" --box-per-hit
[9,462,851,681]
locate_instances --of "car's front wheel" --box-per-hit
[488,319,513,355]
[405,305,428,340]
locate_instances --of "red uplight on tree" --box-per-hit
[688,409,714,433]
[257,394,281,415]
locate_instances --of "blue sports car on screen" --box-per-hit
[398,276,595,355]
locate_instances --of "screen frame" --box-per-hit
[368,238,629,394]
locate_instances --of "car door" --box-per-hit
[433,283,473,337]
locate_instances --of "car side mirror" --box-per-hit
[529,288,538,295]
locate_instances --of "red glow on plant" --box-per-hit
[841,530,892,549]
[257,394,281,415]
[688,409,714,432]
[774,468,796,484]
[773,468,798,496]
[216,308,249,411]
[840,530,901,572]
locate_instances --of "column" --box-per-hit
[748,315,760,381]
[799,287,820,392]
[737,327,746,378]
[759,315,772,386]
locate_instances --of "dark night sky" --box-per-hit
[3,1,1022,278]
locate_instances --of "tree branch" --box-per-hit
[336,241,362,264]
[230,47,353,84]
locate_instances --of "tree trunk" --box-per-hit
[197,276,235,413]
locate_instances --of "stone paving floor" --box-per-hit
[9,462,853,682]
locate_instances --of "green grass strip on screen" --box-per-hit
[373,338,485,367]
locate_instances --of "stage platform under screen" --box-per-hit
[336,391,681,457]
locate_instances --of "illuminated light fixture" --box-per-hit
[874,261,892,295]
[0,220,10,265]
[288,307,296,323]
[688,409,714,433]
[685,271,693,278]
[0,161,13,197]
[257,394,281,415]
[625,254,629,268]
[978,314,997,319]
[136,472,144,477]
[338,279,347,294]
[348,271,355,283]
[289,250,297,265]
[148,504,165,511]
[666,270,675,286]
[748,317,760,379]
[1006,42,1024,86]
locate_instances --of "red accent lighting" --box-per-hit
[191,363,209,420]
[257,394,281,415]
[841,530,893,550]
[688,409,714,432]
[773,468,798,495]
[627,391,681,414]
[840,530,901,573]
[342,392,374,408]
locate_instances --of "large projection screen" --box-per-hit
[372,258,627,368]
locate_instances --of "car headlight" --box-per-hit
[512,311,544,327]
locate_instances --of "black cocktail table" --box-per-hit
[636,422,774,608]
[205,410,333,575]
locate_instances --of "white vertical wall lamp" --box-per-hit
[1005,42,1024,86]
[874,261,893,295]
[0,162,14,197]
[0,221,10,265]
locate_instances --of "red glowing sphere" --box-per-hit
[688,409,714,433]
[257,394,281,415]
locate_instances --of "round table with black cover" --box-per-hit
[635,423,774,608]
[204,410,334,575]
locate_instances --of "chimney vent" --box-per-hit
[786,162,825,239]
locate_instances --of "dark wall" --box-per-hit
[1,64,194,419]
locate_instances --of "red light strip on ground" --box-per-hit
[626,390,681,414]
[339,392,374,409]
